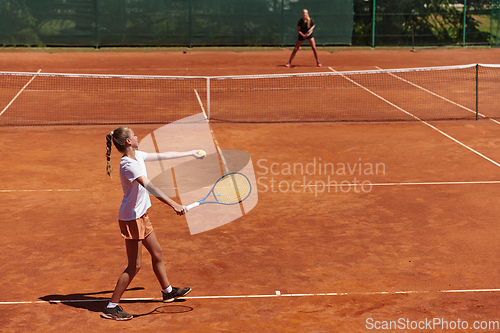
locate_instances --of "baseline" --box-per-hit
[3,288,500,305]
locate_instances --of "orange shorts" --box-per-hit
[119,212,153,240]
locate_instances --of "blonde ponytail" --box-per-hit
[105,131,114,177]
[105,126,131,178]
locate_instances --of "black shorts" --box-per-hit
[298,34,314,41]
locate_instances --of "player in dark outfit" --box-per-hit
[286,9,322,68]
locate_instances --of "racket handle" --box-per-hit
[186,202,200,211]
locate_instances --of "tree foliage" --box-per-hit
[353,0,492,46]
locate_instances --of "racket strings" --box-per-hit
[214,174,251,204]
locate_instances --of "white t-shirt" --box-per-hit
[119,150,152,220]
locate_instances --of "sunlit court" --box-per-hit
[6,2,500,332]
[5,3,500,331]
[1,47,500,331]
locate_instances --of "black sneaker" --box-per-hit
[100,305,133,321]
[162,287,191,302]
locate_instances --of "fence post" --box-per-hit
[491,2,495,46]
[463,0,467,46]
[281,0,284,48]
[497,2,500,46]
[372,0,376,48]
[94,0,99,48]
[189,0,192,48]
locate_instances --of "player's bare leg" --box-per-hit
[142,230,170,288]
[308,38,321,67]
[110,239,142,303]
[286,40,304,67]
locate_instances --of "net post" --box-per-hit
[207,77,211,120]
[476,63,479,120]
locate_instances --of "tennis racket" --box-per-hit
[307,25,315,34]
[186,172,251,211]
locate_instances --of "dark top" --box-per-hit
[297,18,315,40]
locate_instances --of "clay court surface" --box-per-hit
[1,48,500,332]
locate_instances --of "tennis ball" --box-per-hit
[198,150,206,157]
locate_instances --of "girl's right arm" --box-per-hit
[135,175,185,215]
[297,26,305,39]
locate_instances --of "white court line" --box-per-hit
[193,89,208,120]
[3,288,500,305]
[369,180,500,186]
[0,69,41,117]
[328,67,500,169]
[0,189,82,193]
[270,180,500,188]
[193,89,229,173]
[374,65,500,126]
[3,181,500,193]
[193,89,242,213]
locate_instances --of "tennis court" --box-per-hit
[2,48,500,332]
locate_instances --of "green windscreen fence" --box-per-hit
[0,0,354,47]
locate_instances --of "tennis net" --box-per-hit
[0,64,499,126]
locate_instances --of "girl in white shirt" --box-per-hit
[102,126,204,321]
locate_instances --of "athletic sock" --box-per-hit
[107,302,119,309]
[162,285,173,293]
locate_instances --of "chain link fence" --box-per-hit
[353,0,500,47]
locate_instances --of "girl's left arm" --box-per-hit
[145,150,205,162]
